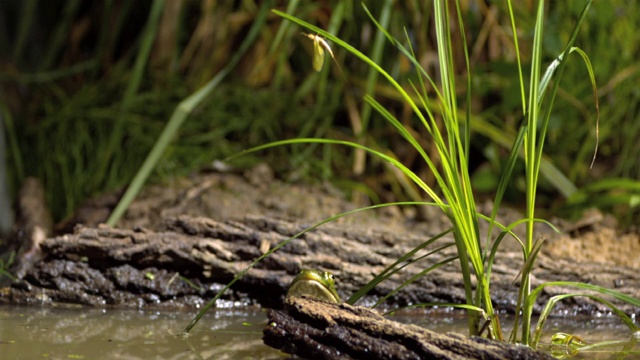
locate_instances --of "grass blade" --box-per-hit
[532,293,640,348]
[107,1,272,226]
[347,228,453,305]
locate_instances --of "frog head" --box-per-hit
[286,269,341,303]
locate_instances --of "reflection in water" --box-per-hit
[0,306,282,360]
[0,305,636,359]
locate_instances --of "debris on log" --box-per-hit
[264,296,554,360]
[11,177,53,279]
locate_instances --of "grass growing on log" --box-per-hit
[185,1,640,353]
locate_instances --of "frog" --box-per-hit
[286,269,341,303]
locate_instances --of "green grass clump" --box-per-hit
[185,1,640,354]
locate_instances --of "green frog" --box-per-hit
[286,269,341,303]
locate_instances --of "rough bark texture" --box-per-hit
[264,296,554,360]
[2,215,639,317]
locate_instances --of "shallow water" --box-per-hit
[0,305,637,359]
[0,306,280,360]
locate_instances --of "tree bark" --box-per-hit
[264,296,554,360]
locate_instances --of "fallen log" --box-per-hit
[264,296,554,360]
[1,215,638,317]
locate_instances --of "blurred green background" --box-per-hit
[1,0,638,230]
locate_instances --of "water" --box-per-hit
[0,306,281,360]
[391,309,639,359]
[0,305,637,359]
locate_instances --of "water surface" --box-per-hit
[0,305,636,359]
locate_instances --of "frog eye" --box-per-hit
[324,272,333,280]
[326,272,336,283]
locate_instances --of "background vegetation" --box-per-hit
[1,0,638,229]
